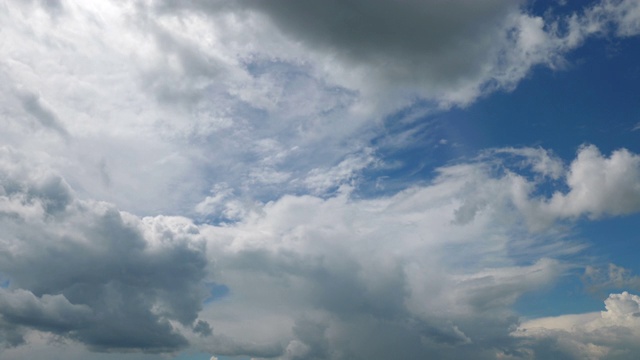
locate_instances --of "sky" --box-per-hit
[1,0,640,359]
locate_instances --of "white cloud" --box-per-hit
[302,148,378,194]
[515,292,640,359]
[479,145,640,230]
[541,145,640,220]
[488,147,565,180]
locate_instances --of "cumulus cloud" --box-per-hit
[540,145,640,220]
[0,147,209,352]
[515,292,640,359]
[480,145,640,230]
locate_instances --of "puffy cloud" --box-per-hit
[515,292,640,359]
[0,289,92,333]
[0,147,209,352]
[541,145,640,220]
[481,145,640,230]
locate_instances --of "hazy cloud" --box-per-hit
[17,91,69,139]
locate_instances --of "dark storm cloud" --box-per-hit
[153,0,521,90]
[242,0,519,83]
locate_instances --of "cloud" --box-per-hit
[302,148,378,194]
[583,0,640,37]
[515,292,640,359]
[190,144,640,358]
[0,289,92,333]
[148,0,640,108]
[1,143,640,357]
[0,147,209,352]
[540,145,640,220]
[16,90,69,139]
[190,150,602,358]
[583,264,640,294]
[483,145,640,230]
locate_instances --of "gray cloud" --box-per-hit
[241,0,519,86]
[0,289,92,333]
[0,148,209,352]
[17,91,69,139]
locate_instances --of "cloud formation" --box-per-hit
[516,291,640,359]
[188,145,640,358]
[1,139,640,358]
[0,147,210,352]
[2,0,640,359]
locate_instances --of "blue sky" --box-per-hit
[2,0,640,359]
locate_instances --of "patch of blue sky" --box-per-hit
[357,32,640,199]
[203,283,230,304]
[578,213,640,275]
[515,212,640,317]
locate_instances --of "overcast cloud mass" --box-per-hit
[2,0,640,359]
